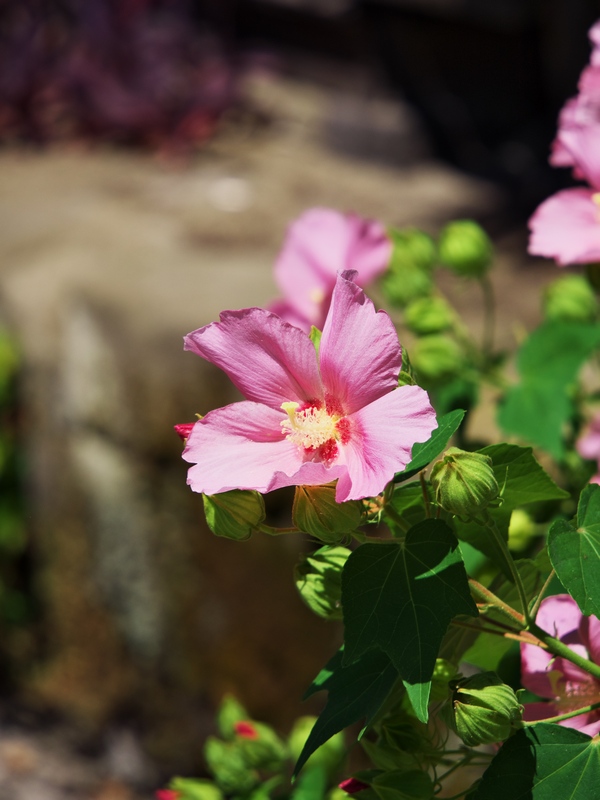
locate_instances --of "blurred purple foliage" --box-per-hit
[0,0,241,153]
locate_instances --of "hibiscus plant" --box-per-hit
[159,20,600,800]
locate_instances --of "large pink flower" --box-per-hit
[270,208,392,333]
[521,594,600,735]
[182,271,436,502]
[529,19,600,265]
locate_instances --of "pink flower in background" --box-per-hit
[271,208,392,332]
[528,18,600,265]
[181,271,436,502]
[521,594,600,736]
[576,414,600,485]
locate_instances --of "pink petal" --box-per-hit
[273,208,391,330]
[591,20,600,66]
[522,701,558,723]
[576,415,600,460]
[183,402,345,494]
[334,385,436,502]
[183,402,303,494]
[536,595,583,641]
[580,613,600,665]
[528,188,600,265]
[184,308,323,410]
[557,125,600,188]
[319,272,402,415]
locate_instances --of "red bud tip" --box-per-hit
[174,422,195,442]
[155,790,181,800]
[338,777,370,794]
[234,720,259,739]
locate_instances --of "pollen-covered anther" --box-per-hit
[281,401,345,452]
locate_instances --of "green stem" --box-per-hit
[480,273,495,360]
[529,569,556,622]
[528,621,600,683]
[383,503,410,534]
[523,700,600,727]
[468,579,525,627]
[255,524,300,536]
[420,471,432,518]
[484,516,531,623]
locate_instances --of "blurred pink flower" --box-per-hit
[529,19,600,265]
[181,271,436,502]
[576,414,600,485]
[521,594,600,735]
[271,208,392,332]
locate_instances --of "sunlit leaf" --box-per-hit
[549,483,600,617]
[395,410,465,483]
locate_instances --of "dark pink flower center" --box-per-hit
[234,720,259,739]
[280,399,350,465]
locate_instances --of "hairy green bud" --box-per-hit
[404,296,455,335]
[170,777,224,800]
[381,263,433,308]
[410,336,463,382]
[439,220,492,278]
[216,694,251,739]
[448,672,523,747]
[292,484,362,543]
[430,447,499,519]
[295,545,350,620]
[543,274,598,323]
[203,490,265,541]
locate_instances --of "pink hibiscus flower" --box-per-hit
[576,414,600,485]
[521,594,600,736]
[529,19,600,265]
[181,271,436,502]
[270,208,392,333]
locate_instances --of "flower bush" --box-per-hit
[160,18,600,800]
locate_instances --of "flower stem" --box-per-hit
[382,503,411,533]
[529,569,556,622]
[523,700,600,727]
[420,471,432,518]
[468,579,525,627]
[256,524,300,536]
[484,516,531,623]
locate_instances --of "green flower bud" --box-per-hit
[203,737,258,795]
[170,777,224,800]
[430,447,499,519]
[439,220,492,278]
[380,263,433,308]
[203,490,265,541]
[389,227,437,272]
[216,694,251,739]
[410,336,463,382]
[507,508,538,553]
[404,296,455,335]
[293,484,362,543]
[543,274,598,323]
[288,716,345,776]
[295,546,350,620]
[235,721,288,771]
[448,672,523,747]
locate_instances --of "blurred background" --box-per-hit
[0,1,598,797]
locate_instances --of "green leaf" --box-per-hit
[549,483,600,617]
[395,410,465,484]
[290,764,327,800]
[453,509,513,578]
[372,769,435,800]
[341,521,478,722]
[294,648,398,776]
[498,321,600,459]
[478,443,569,508]
[471,724,597,800]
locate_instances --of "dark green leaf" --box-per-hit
[471,724,597,800]
[342,521,477,722]
[498,321,600,459]
[294,648,398,776]
[549,483,600,617]
[395,410,465,483]
[453,510,512,578]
